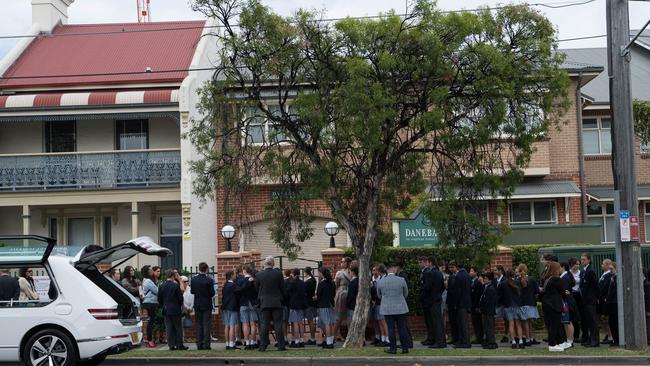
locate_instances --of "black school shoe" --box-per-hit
[306,340,317,346]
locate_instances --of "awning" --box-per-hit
[0,89,178,111]
[427,179,581,201]
[587,185,650,202]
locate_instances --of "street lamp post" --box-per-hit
[221,225,235,252]
[324,221,339,248]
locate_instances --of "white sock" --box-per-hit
[375,335,381,340]
[382,336,388,342]
[326,336,333,345]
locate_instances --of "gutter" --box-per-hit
[576,72,587,223]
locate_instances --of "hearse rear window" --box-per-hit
[0,266,57,308]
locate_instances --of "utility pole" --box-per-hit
[606,0,648,350]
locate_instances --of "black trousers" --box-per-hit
[481,313,496,345]
[163,314,184,348]
[472,309,483,343]
[195,309,212,348]
[448,305,458,343]
[456,307,470,346]
[385,314,410,352]
[543,307,564,347]
[431,302,445,345]
[422,303,434,343]
[572,292,583,341]
[142,303,157,342]
[646,314,650,345]
[260,307,285,349]
[583,303,600,345]
[607,303,619,344]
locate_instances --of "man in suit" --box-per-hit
[470,267,484,345]
[598,259,614,344]
[376,263,410,354]
[451,262,472,348]
[419,256,446,348]
[191,262,216,350]
[158,269,187,350]
[580,253,600,347]
[255,256,287,351]
[0,268,19,305]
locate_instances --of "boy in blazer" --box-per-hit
[480,271,498,349]
[222,270,240,350]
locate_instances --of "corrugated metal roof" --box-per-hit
[510,180,581,197]
[587,185,650,201]
[0,21,205,89]
[560,46,650,103]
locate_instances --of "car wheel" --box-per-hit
[23,329,77,366]
[77,354,107,366]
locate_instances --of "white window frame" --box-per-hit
[241,104,291,146]
[587,202,615,244]
[582,116,612,155]
[508,200,557,225]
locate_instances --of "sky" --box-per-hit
[1,0,649,58]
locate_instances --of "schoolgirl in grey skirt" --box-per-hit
[316,268,337,348]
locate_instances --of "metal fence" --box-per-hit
[243,255,322,280]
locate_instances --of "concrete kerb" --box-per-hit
[105,356,650,366]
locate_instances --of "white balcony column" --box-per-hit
[131,202,139,267]
[22,205,30,235]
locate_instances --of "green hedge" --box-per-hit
[511,244,576,278]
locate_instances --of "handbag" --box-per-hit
[562,301,569,314]
[182,315,193,328]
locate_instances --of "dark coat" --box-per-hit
[190,273,215,311]
[644,279,650,312]
[520,278,539,307]
[470,277,483,310]
[235,275,258,307]
[452,269,472,309]
[419,268,444,307]
[479,283,497,316]
[255,268,286,309]
[580,264,600,305]
[287,278,308,310]
[397,271,409,283]
[542,277,565,313]
[316,279,336,308]
[0,275,19,301]
[599,271,614,303]
[497,279,522,308]
[221,281,239,311]
[446,272,457,307]
[305,276,317,308]
[606,274,617,304]
[346,277,359,310]
[158,279,183,316]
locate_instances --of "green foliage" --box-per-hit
[635,99,650,145]
[511,244,568,277]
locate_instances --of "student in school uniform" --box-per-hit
[287,268,308,348]
[346,265,359,322]
[315,267,337,349]
[235,265,259,350]
[480,271,498,349]
[303,267,318,346]
[517,264,540,346]
[222,270,241,350]
[498,269,525,349]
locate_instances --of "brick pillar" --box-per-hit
[215,251,243,339]
[249,249,261,271]
[321,247,344,271]
[490,245,513,271]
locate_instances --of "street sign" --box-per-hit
[620,210,631,242]
[630,216,640,242]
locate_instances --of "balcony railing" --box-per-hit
[0,149,181,191]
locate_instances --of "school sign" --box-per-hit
[397,211,440,247]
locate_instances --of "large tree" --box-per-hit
[189,0,569,347]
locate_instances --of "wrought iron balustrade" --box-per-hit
[0,149,181,191]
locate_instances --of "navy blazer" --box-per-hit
[158,279,183,316]
[221,281,239,311]
[191,273,215,311]
[316,279,336,308]
[287,278,308,310]
[580,265,600,305]
[606,275,617,304]
[453,269,472,309]
[235,275,258,307]
[470,277,482,310]
[479,283,497,315]
[497,279,522,307]
[304,276,317,308]
[419,268,444,307]
[598,271,614,304]
[0,276,19,301]
[520,278,539,306]
[346,277,359,310]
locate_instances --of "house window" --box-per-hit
[67,217,94,246]
[48,218,57,241]
[243,105,288,145]
[116,119,149,150]
[645,203,650,243]
[582,117,611,155]
[588,203,616,243]
[103,217,112,248]
[509,200,557,225]
[45,121,76,152]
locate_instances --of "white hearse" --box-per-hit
[0,235,171,366]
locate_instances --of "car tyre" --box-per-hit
[23,328,77,366]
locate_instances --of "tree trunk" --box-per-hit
[343,250,372,348]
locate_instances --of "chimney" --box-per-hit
[32,0,75,32]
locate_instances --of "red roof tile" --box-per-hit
[0,20,206,89]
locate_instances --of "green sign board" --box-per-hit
[398,212,440,247]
